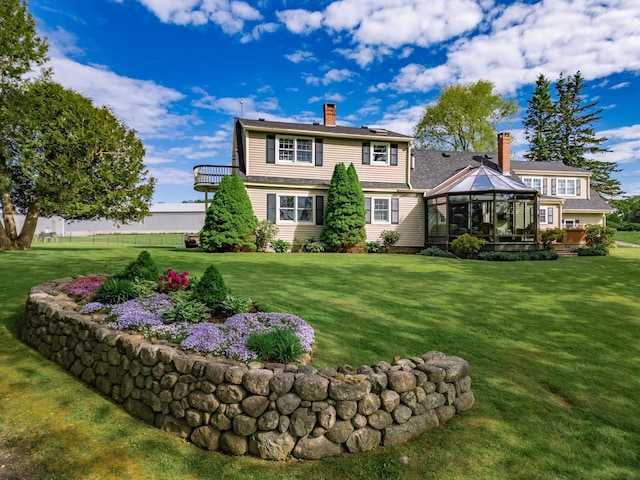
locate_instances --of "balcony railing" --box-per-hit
[193,165,238,192]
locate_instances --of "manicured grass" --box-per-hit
[1,243,640,479]
[615,230,640,245]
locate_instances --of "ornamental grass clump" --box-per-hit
[92,278,138,304]
[246,328,306,363]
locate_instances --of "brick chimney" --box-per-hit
[323,103,336,126]
[498,132,511,175]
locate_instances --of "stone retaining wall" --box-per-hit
[20,279,475,460]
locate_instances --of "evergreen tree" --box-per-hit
[554,72,622,198]
[320,163,366,252]
[200,175,257,252]
[523,74,556,162]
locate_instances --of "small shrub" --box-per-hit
[293,235,315,252]
[573,246,608,256]
[305,241,326,253]
[539,228,566,250]
[246,328,306,363]
[116,250,159,282]
[366,241,381,253]
[157,268,190,293]
[221,294,253,315]
[419,246,456,258]
[162,291,210,324]
[450,234,485,259]
[528,250,559,260]
[93,278,138,304]
[255,220,279,252]
[190,264,229,312]
[380,230,401,252]
[585,224,616,249]
[131,279,158,298]
[517,252,530,261]
[477,251,518,261]
[271,239,291,253]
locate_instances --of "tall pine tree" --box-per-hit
[522,71,622,199]
[523,74,555,162]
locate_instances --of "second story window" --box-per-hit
[372,143,389,165]
[523,177,543,192]
[277,136,313,164]
[557,178,577,196]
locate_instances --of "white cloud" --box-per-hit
[132,0,262,33]
[611,82,631,90]
[49,50,191,139]
[148,166,195,186]
[386,0,640,94]
[278,0,483,66]
[599,124,640,165]
[285,50,315,63]
[241,22,279,43]
[276,9,323,34]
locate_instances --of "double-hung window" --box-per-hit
[365,197,399,224]
[539,207,553,224]
[372,143,389,165]
[523,177,543,192]
[279,195,313,223]
[277,136,313,164]
[557,178,577,196]
[374,199,390,222]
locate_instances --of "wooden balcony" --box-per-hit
[193,165,237,192]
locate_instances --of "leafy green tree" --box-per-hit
[553,72,622,198]
[413,80,519,151]
[523,74,556,162]
[1,81,154,250]
[321,163,366,252]
[199,174,257,252]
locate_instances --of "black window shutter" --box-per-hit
[362,142,370,165]
[315,139,323,166]
[543,178,548,195]
[365,197,371,224]
[576,179,581,196]
[315,195,324,225]
[551,178,556,195]
[266,135,275,164]
[548,207,553,225]
[390,144,398,166]
[391,198,399,224]
[267,194,276,223]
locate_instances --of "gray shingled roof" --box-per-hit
[238,118,411,140]
[511,160,588,173]
[562,190,613,211]
[411,149,500,189]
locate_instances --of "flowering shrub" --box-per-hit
[60,276,106,301]
[157,268,190,292]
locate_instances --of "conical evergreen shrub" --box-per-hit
[320,163,367,252]
[200,175,258,252]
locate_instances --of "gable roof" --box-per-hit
[511,160,590,174]
[237,118,411,141]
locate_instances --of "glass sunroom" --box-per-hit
[425,165,540,251]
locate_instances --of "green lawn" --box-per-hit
[615,230,640,245]
[1,242,639,479]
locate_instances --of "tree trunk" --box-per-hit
[0,192,40,250]
[17,196,41,249]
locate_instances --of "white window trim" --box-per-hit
[523,176,543,192]
[372,197,391,224]
[277,195,314,224]
[557,178,578,197]
[370,142,390,166]
[276,135,314,165]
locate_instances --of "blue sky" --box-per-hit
[30,0,640,203]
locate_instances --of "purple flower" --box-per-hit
[106,293,173,332]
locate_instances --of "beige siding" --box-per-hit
[248,185,424,247]
[363,192,424,247]
[246,131,409,185]
[515,171,591,200]
[562,212,607,227]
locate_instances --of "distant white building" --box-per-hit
[15,203,207,237]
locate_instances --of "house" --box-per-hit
[194,104,611,251]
